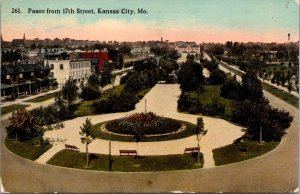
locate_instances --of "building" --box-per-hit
[45,59,92,87]
[38,48,68,61]
[1,63,52,100]
[173,41,200,54]
[131,46,151,58]
[79,51,109,72]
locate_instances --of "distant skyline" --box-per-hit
[1,0,299,43]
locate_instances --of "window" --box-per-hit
[60,64,64,70]
[50,64,54,69]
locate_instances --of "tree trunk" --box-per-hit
[136,142,139,159]
[86,143,89,167]
[38,136,41,146]
[197,135,200,165]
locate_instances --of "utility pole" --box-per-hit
[108,135,112,171]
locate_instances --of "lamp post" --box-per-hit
[259,125,263,144]
[108,134,112,171]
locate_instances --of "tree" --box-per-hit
[32,117,46,146]
[79,118,95,167]
[124,72,143,92]
[288,81,292,92]
[177,62,198,91]
[100,63,114,87]
[87,73,101,88]
[7,108,34,141]
[194,117,207,166]
[232,99,292,141]
[80,84,101,101]
[62,78,78,107]
[280,71,286,87]
[241,71,263,101]
[221,76,242,100]
[209,69,226,85]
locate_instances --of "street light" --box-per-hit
[108,134,112,171]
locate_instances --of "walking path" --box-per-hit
[1,88,60,108]
[36,84,244,168]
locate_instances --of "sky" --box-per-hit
[1,0,299,43]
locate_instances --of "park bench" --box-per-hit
[119,150,137,156]
[184,147,200,154]
[65,144,79,151]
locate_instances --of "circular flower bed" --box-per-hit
[106,112,181,135]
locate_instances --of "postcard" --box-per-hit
[1,0,299,193]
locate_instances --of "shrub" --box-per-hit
[30,106,59,126]
[232,99,293,141]
[177,94,192,112]
[220,76,242,100]
[209,69,227,85]
[105,112,181,135]
[93,91,139,113]
[201,98,225,116]
[80,84,101,101]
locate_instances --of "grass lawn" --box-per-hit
[74,99,97,117]
[262,82,298,108]
[186,85,233,116]
[74,85,125,117]
[137,88,152,99]
[101,84,125,99]
[5,137,53,160]
[47,149,203,171]
[24,92,59,103]
[74,85,152,117]
[93,120,196,142]
[213,139,279,166]
[1,104,30,115]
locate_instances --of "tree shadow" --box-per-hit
[88,153,99,166]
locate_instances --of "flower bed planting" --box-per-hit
[106,112,181,135]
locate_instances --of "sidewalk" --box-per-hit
[1,88,60,108]
[36,84,244,168]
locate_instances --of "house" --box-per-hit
[174,41,200,54]
[1,63,52,99]
[45,59,92,87]
[131,46,151,58]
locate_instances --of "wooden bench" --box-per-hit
[120,150,137,156]
[184,147,200,154]
[65,144,79,151]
